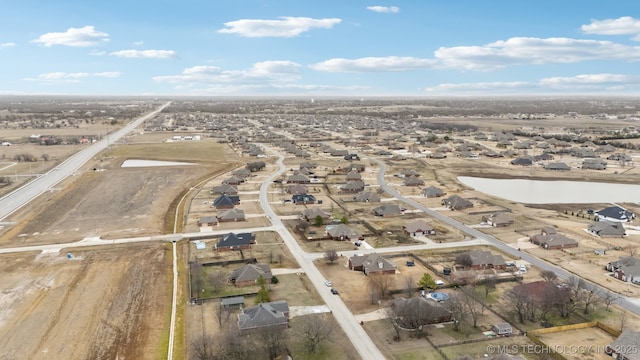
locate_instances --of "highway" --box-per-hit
[369,157,640,315]
[0,101,171,221]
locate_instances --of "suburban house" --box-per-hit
[466,249,507,270]
[543,162,571,171]
[391,297,452,325]
[399,169,420,178]
[287,173,311,184]
[301,208,331,223]
[422,186,445,198]
[594,206,636,222]
[349,253,397,275]
[213,194,240,209]
[607,257,640,284]
[530,227,578,250]
[373,204,402,217]
[217,208,246,222]
[441,195,473,210]
[229,263,272,286]
[353,191,381,203]
[197,216,218,227]
[330,149,349,157]
[345,170,362,181]
[341,163,366,173]
[606,330,640,360]
[292,193,316,205]
[300,161,317,169]
[326,224,360,240]
[482,212,515,227]
[216,232,256,251]
[341,180,366,193]
[582,158,607,170]
[237,300,289,334]
[403,220,436,236]
[210,184,238,195]
[403,176,425,187]
[286,184,308,195]
[510,157,533,166]
[246,161,266,172]
[587,221,626,238]
[232,168,252,179]
[222,175,245,186]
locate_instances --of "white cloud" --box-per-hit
[24,71,122,82]
[582,16,640,37]
[426,73,640,94]
[89,50,106,56]
[434,37,640,70]
[310,56,437,72]
[366,6,400,13]
[110,49,177,59]
[218,17,341,38]
[0,42,16,48]
[154,61,301,84]
[32,26,109,47]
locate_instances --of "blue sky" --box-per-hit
[2,0,640,96]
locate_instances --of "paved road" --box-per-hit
[259,148,388,360]
[0,102,171,221]
[369,157,640,314]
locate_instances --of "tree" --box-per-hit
[367,273,393,303]
[601,290,620,312]
[541,270,557,283]
[483,277,496,299]
[324,249,339,264]
[418,273,437,291]
[578,279,601,315]
[208,271,226,294]
[296,220,310,232]
[460,286,481,328]
[505,286,530,324]
[255,275,270,304]
[455,253,473,269]
[314,215,324,226]
[190,334,216,360]
[297,314,334,353]
[340,215,349,224]
[255,326,287,360]
[446,292,469,331]
[404,274,416,297]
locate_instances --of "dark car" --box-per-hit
[331,288,339,295]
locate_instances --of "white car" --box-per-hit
[324,280,332,287]
[435,280,445,286]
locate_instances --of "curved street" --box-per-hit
[369,157,640,315]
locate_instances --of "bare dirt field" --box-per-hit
[1,141,235,245]
[535,326,617,360]
[0,242,171,360]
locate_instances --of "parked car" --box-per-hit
[324,280,332,287]
[435,280,444,285]
[331,288,339,295]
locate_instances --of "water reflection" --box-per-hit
[457,176,640,204]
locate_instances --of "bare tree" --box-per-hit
[296,314,334,353]
[296,220,310,232]
[404,274,416,297]
[541,270,557,283]
[368,273,393,301]
[446,292,469,331]
[214,301,230,328]
[483,277,496,299]
[190,334,217,360]
[255,326,288,360]
[601,290,620,312]
[504,286,530,324]
[208,271,227,294]
[460,286,481,328]
[324,249,339,264]
[455,253,473,269]
[619,310,627,332]
[579,279,601,315]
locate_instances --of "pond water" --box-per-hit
[457,176,640,204]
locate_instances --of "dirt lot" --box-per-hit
[0,243,170,360]
[1,140,234,245]
[535,327,617,360]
